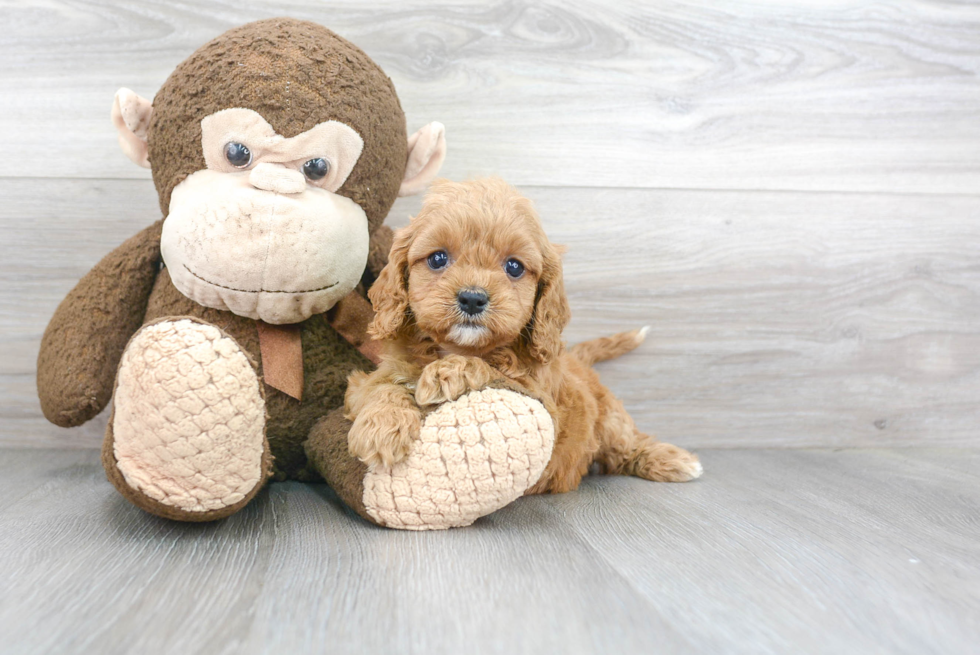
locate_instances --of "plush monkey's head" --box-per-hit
[112,18,446,324]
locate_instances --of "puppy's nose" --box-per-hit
[457,288,489,316]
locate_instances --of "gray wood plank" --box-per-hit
[0,447,977,655]
[5,179,979,448]
[1,1,978,193]
[544,448,980,655]
[0,449,693,655]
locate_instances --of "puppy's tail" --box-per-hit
[569,326,649,366]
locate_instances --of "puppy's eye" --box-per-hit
[224,142,252,168]
[303,158,330,181]
[427,250,449,270]
[504,258,525,279]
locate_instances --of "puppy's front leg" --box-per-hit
[415,355,498,406]
[345,365,423,468]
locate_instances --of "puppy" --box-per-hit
[345,178,702,493]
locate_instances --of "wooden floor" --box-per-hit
[0,447,977,655]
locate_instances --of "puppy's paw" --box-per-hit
[347,403,421,468]
[675,455,704,481]
[415,355,494,405]
[635,443,703,483]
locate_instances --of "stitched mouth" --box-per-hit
[183,264,338,294]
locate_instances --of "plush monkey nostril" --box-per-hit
[457,289,489,316]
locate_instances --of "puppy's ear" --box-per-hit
[527,242,571,363]
[368,225,413,340]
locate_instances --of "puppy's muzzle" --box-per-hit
[457,287,489,316]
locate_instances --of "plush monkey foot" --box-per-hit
[308,387,556,530]
[102,318,272,522]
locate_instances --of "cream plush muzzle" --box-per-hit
[162,168,369,324]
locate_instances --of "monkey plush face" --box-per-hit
[162,108,370,323]
[110,18,447,324]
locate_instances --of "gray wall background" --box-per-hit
[2,0,978,449]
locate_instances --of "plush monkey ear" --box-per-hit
[398,122,447,197]
[111,88,153,169]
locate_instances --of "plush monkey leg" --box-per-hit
[102,317,273,522]
[306,386,555,530]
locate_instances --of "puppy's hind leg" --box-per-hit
[595,402,702,482]
[620,431,703,482]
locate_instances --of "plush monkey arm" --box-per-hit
[37,221,163,427]
[365,224,394,286]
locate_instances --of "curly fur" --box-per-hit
[346,178,702,490]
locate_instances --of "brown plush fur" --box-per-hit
[147,17,407,231]
[37,20,407,487]
[37,221,163,427]
[304,407,373,521]
[345,178,702,491]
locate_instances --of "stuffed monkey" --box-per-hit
[37,18,553,529]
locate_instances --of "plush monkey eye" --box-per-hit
[303,158,330,181]
[427,250,449,270]
[505,258,525,279]
[224,142,252,168]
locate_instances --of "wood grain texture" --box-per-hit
[5,179,978,448]
[0,0,978,192]
[0,447,977,655]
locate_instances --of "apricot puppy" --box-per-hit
[345,177,702,492]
